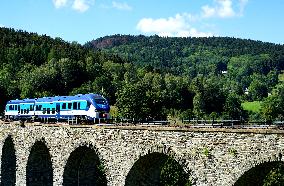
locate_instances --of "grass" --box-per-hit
[242,101,262,113]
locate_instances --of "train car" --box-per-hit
[4,93,110,123]
[5,98,36,120]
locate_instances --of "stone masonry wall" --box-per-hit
[0,122,284,186]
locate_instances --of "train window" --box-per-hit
[36,105,42,111]
[9,105,13,110]
[95,98,106,104]
[21,109,23,114]
[24,109,27,114]
[80,102,87,109]
[73,102,77,110]
[15,105,18,110]
[62,103,66,109]
[43,108,46,114]
[47,108,50,114]
[30,105,33,111]
[52,108,55,114]
[78,102,81,110]
[68,103,72,109]
[27,109,29,114]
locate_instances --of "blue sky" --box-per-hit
[0,0,283,44]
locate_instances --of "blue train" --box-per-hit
[4,93,110,123]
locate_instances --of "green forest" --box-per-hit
[1,28,284,122]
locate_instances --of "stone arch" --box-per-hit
[62,145,107,186]
[233,152,284,186]
[26,140,53,186]
[139,144,190,173]
[125,146,190,186]
[1,135,16,186]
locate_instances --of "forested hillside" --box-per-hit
[1,28,284,122]
[86,35,284,122]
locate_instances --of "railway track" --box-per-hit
[1,119,283,130]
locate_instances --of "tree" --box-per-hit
[261,96,279,123]
[19,62,58,98]
[261,83,284,122]
[263,163,284,186]
[164,74,193,111]
[191,76,226,116]
[85,56,102,81]
[224,93,243,119]
[248,74,268,101]
[116,83,149,121]
[142,72,166,120]
[160,156,191,186]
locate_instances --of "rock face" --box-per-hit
[0,123,284,186]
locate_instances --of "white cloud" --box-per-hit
[201,0,248,18]
[202,5,216,18]
[52,0,68,9]
[52,0,94,12]
[202,0,235,18]
[136,14,213,38]
[112,1,132,11]
[0,24,5,28]
[218,0,236,17]
[72,0,90,12]
[136,0,249,37]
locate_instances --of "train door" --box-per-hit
[18,104,20,118]
[56,103,60,119]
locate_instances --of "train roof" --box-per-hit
[35,93,104,102]
[6,93,105,104]
[7,98,35,104]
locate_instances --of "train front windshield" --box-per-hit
[94,97,107,104]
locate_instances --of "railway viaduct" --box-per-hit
[0,122,284,186]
